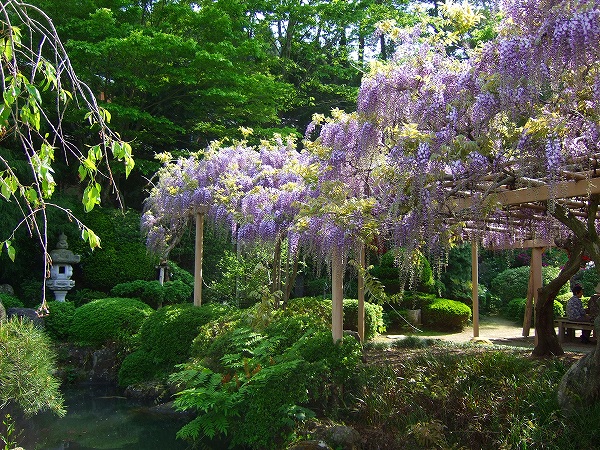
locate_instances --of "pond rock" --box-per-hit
[298,420,362,450]
[7,307,44,328]
[0,284,14,295]
[287,440,332,450]
[57,343,121,384]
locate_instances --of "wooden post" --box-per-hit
[332,248,344,342]
[357,243,366,343]
[523,264,535,337]
[472,240,479,338]
[194,210,205,307]
[531,246,544,345]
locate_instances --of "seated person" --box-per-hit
[566,284,592,343]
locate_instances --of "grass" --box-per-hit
[339,340,600,450]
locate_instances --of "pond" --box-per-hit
[9,384,227,450]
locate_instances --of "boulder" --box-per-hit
[558,316,600,411]
[0,284,14,295]
[7,307,44,328]
[287,441,332,450]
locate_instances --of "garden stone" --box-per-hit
[0,284,14,295]
[7,307,44,328]
[287,441,332,450]
[558,316,600,412]
[323,425,362,450]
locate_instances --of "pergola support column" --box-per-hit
[194,210,206,307]
[472,240,479,338]
[357,243,365,343]
[332,248,344,342]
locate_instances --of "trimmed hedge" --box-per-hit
[505,297,565,323]
[70,298,153,347]
[44,301,76,341]
[110,280,192,308]
[119,303,234,386]
[423,299,472,331]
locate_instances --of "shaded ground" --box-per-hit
[375,315,595,354]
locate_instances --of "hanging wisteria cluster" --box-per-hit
[144,0,600,283]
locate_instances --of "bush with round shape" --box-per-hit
[191,317,242,361]
[423,299,472,331]
[110,280,164,308]
[490,266,569,306]
[44,301,76,341]
[0,293,24,309]
[70,298,153,347]
[505,297,565,323]
[70,289,108,307]
[285,297,332,326]
[117,349,159,387]
[342,299,385,340]
[163,280,193,304]
[140,304,227,364]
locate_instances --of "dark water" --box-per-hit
[9,384,198,450]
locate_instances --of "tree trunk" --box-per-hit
[532,238,584,356]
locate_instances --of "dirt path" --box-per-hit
[377,315,595,354]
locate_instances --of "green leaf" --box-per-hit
[6,241,15,262]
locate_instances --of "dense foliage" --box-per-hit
[422,299,472,331]
[69,298,153,347]
[490,266,569,305]
[43,301,76,341]
[118,303,232,386]
[172,328,362,449]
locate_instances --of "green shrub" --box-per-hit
[490,266,569,306]
[505,297,565,323]
[118,303,231,386]
[110,280,164,308]
[70,289,108,307]
[163,280,193,304]
[172,329,362,450]
[342,299,385,340]
[285,297,332,325]
[191,303,242,359]
[505,298,527,323]
[117,349,159,387]
[168,261,195,287]
[70,298,153,347]
[0,293,24,309]
[304,277,329,297]
[423,299,471,331]
[0,318,64,416]
[44,301,76,341]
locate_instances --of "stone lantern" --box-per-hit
[45,233,80,302]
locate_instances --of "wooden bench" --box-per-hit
[554,317,595,343]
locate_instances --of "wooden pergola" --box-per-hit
[190,157,600,344]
